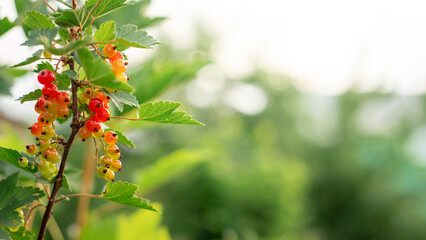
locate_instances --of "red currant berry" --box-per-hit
[104,131,118,145]
[44,99,58,114]
[38,114,52,127]
[56,92,71,106]
[106,144,120,159]
[93,128,104,138]
[97,92,110,104]
[103,44,117,58]
[42,84,58,99]
[100,155,113,168]
[111,59,127,75]
[41,126,55,139]
[78,126,92,140]
[95,108,110,123]
[30,122,43,136]
[109,51,124,64]
[88,98,104,113]
[38,70,55,85]
[82,88,93,99]
[26,144,37,155]
[36,97,47,112]
[85,118,101,133]
[57,105,69,119]
[43,147,60,163]
[110,159,122,172]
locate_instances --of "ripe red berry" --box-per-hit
[88,98,104,113]
[95,108,110,123]
[109,51,124,64]
[56,92,71,106]
[85,118,101,133]
[38,70,55,85]
[36,97,47,112]
[104,131,118,145]
[30,123,44,136]
[42,84,58,99]
[38,114,52,127]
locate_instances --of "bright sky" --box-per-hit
[1,0,426,119]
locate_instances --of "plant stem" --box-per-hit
[109,116,139,121]
[82,0,103,27]
[42,0,58,13]
[37,60,81,240]
[73,0,77,10]
[85,40,116,46]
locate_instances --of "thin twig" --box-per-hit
[73,0,77,10]
[85,40,116,46]
[82,0,103,27]
[42,0,58,13]
[90,44,106,58]
[109,116,139,121]
[41,183,50,199]
[55,193,102,203]
[24,204,45,229]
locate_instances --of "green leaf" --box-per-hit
[5,226,34,240]
[102,181,157,212]
[76,48,133,92]
[116,24,160,49]
[23,11,55,30]
[84,25,94,36]
[138,101,203,125]
[16,89,42,104]
[21,28,58,47]
[0,228,10,240]
[104,90,138,112]
[104,129,135,148]
[54,4,95,28]
[94,21,116,43]
[0,172,44,228]
[85,0,131,18]
[0,17,15,37]
[63,70,78,79]
[136,149,207,194]
[11,49,43,68]
[0,147,38,173]
[35,61,54,72]
[58,28,71,42]
[44,40,88,56]
[56,73,71,90]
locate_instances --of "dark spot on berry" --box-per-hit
[43,95,49,99]
[43,155,47,159]
[119,168,122,171]
[113,46,117,50]
[96,103,101,108]
[64,114,68,118]
[116,149,120,153]
[82,139,86,142]
[106,164,110,168]
[106,96,111,100]
[41,71,46,76]
[107,117,110,121]
[44,104,48,109]
[124,62,128,66]
[127,77,130,81]
[40,117,45,122]
[65,99,69,102]
[41,131,46,135]
[103,169,107,173]
[112,133,117,137]
[94,128,99,132]
[26,145,30,149]
[19,157,23,161]
[36,143,40,146]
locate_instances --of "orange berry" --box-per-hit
[103,44,117,58]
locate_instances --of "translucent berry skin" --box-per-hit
[41,126,55,139]
[97,91,110,104]
[57,105,69,119]
[88,98,104,113]
[38,70,55,85]
[106,144,120,159]
[43,50,52,59]
[110,159,122,172]
[56,92,71,106]
[43,111,57,122]
[95,108,110,123]
[93,128,104,138]
[44,99,59,114]
[109,51,124,64]
[118,73,128,83]
[86,118,101,133]
[103,44,117,58]
[104,131,118,145]
[37,159,49,172]
[26,144,37,155]
[18,157,28,167]
[31,123,44,136]
[43,148,60,163]
[111,59,127,75]
[104,169,115,181]
[38,114,52,127]
[97,167,107,178]
[82,88,93,99]
[78,126,93,140]
[42,84,58,99]
[100,155,113,167]
[38,138,50,150]
[36,97,47,112]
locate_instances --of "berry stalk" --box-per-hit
[37,60,81,240]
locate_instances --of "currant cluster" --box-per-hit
[103,44,129,83]
[21,69,70,179]
[96,131,122,181]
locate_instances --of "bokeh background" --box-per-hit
[1,0,426,239]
